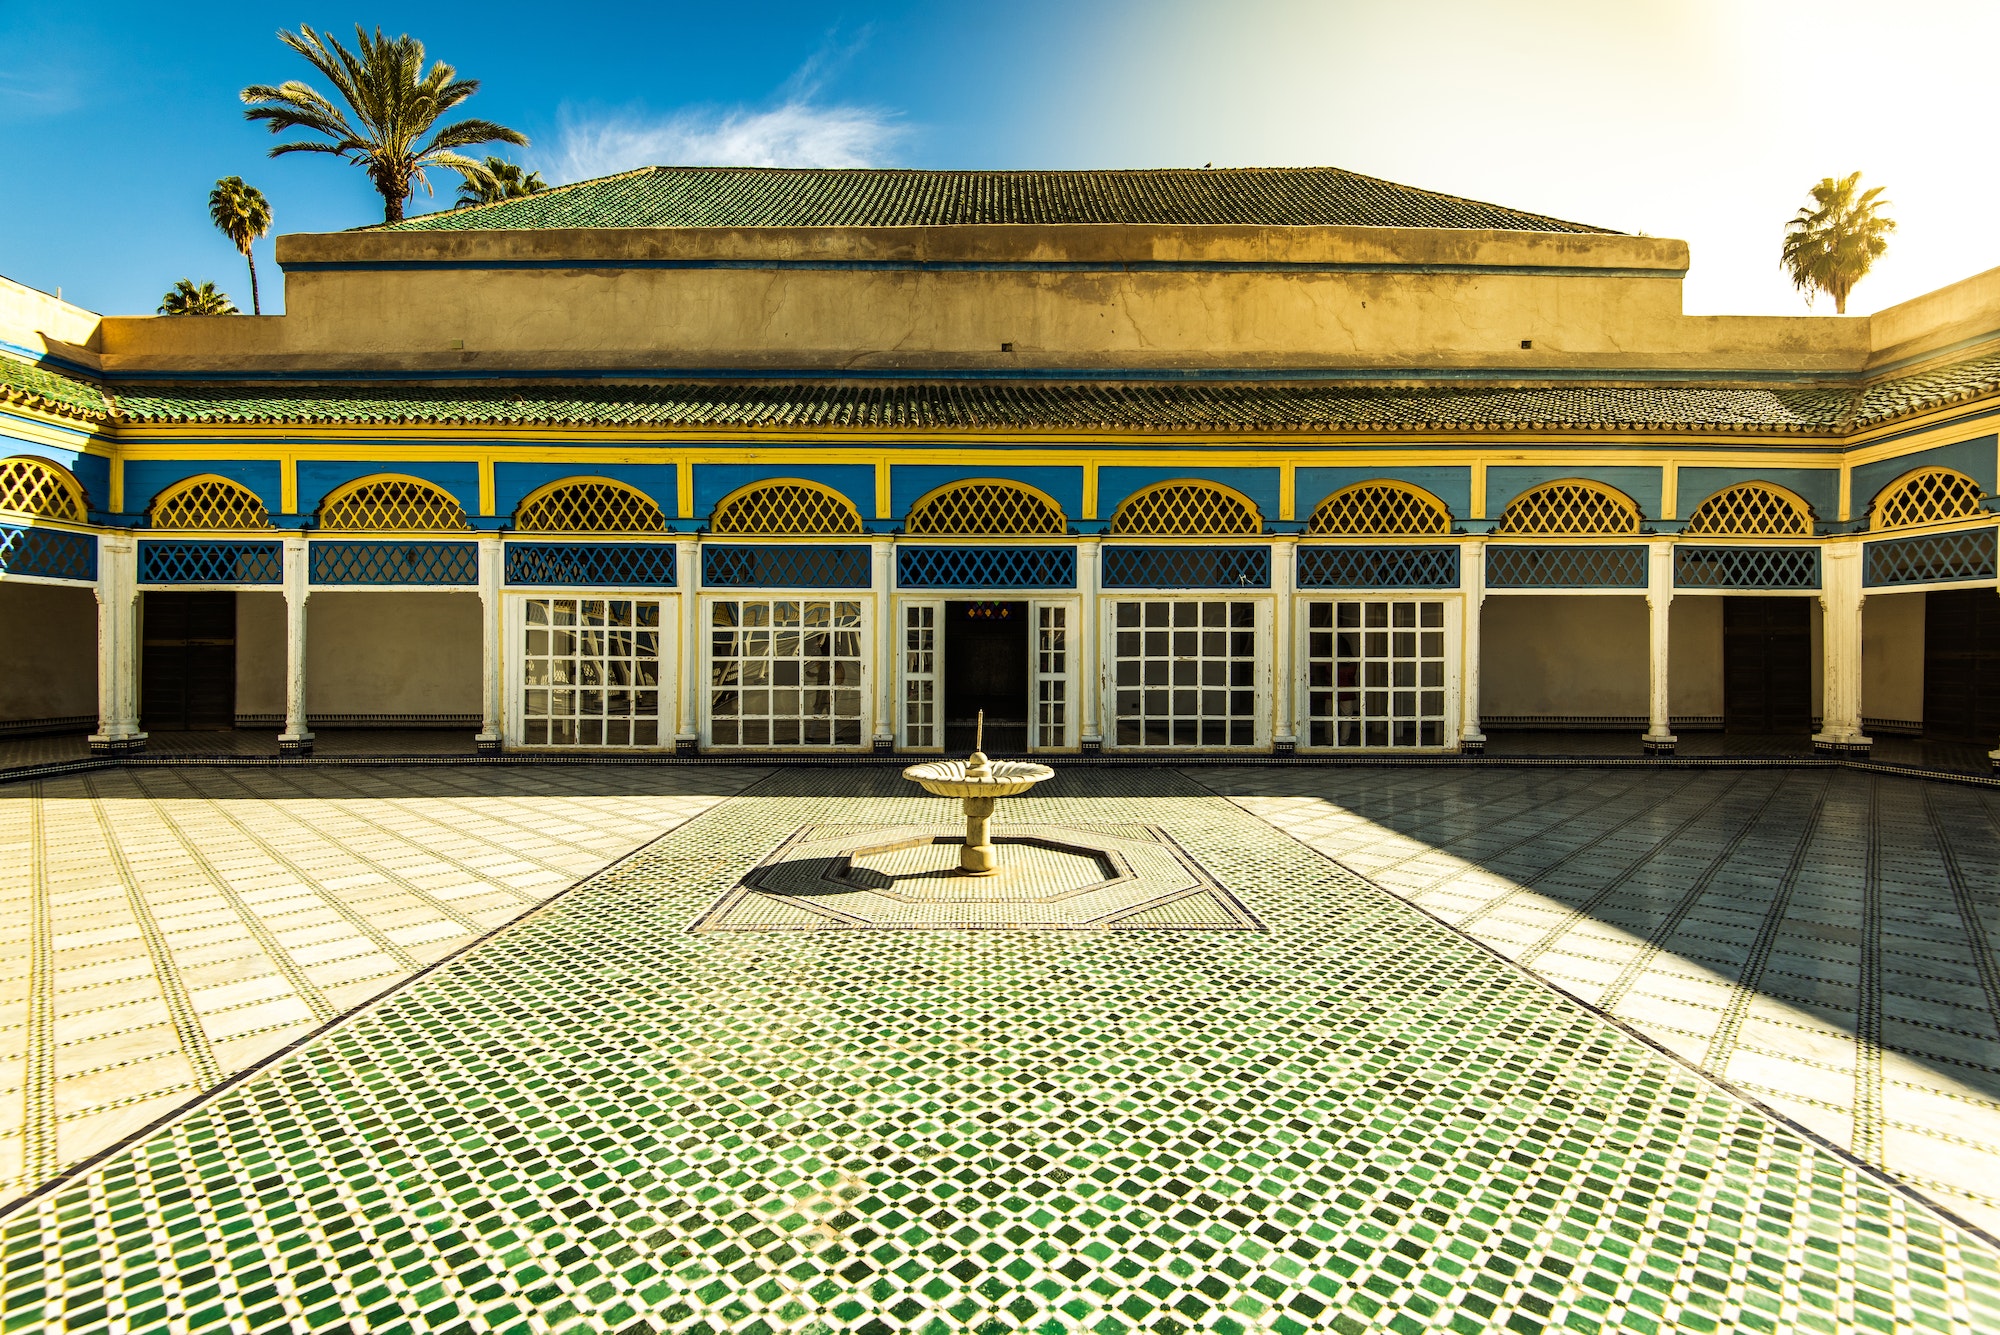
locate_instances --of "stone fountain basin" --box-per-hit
[902,759,1054,799]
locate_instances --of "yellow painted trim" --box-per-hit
[1838,468,1851,522]
[513,475,670,531]
[1661,462,1678,521]
[1470,462,1487,519]
[1107,478,1264,535]
[316,472,473,527]
[109,457,123,514]
[281,455,297,515]
[478,459,495,517]
[874,461,890,520]
[1278,462,1295,521]
[905,477,1069,533]
[1865,464,1987,531]
[677,461,693,519]
[1492,477,1643,534]
[706,478,866,534]
[0,454,91,522]
[1679,480,1817,536]
[143,473,277,527]
[1305,480,1455,535]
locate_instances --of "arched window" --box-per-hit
[1868,466,1985,531]
[148,475,274,530]
[1108,481,1261,536]
[316,475,471,531]
[1680,483,1813,538]
[0,456,87,522]
[709,479,864,535]
[905,480,1066,536]
[514,478,666,533]
[1495,480,1641,536]
[1306,482,1451,536]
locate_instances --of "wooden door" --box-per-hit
[1924,588,2000,743]
[142,593,237,730]
[1723,597,1811,734]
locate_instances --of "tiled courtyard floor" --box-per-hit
[0,765,770,1201]
[1,765,1997,1334]
[1203,765,2000,1239]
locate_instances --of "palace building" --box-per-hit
[1,166,1996,764]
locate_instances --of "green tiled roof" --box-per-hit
[0,353,110,422]
[379,166,1615,234]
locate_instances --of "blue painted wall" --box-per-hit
[1677,467,1838,523]
[1295,467,1472,522]
[891,465,1084,523]
[693,463,875,522]
[1853,435,1996,516]
[495,463,678,518]
[123,460,284,517]
[296,460,481,519]
[1486,465,1663,519]
[1097,466,1281,522]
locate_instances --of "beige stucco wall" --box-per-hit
[0,582,96,722]
[1482,595,1648,718]
[235,592,285,716]
[1669,597,1723,718]
[1863,591,1925,726]
[0,276,102,364]
[304,592,481,716]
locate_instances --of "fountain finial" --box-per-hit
[968,709,992,779]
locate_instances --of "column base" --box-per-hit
[674,734,699,757]
[87,731,148,756]
[1080,735,1103,756]
[1273,737,1297,757]
[474,732,503,757]
[1811,731,1873,757]
[278,731,316,757]
[872,735,895,755]
[1643,733,1678,756]
[1459,731,1486,757]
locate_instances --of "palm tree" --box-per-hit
[158,281,239,315]
[1781,172,1896,314]
[456,156,548,208]
[240,25,527,224]
[208,177,272,314]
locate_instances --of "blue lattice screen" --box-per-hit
[507,543,677,587]
[138,540,283,585]
[1297,545,1459,589]
[0,525,96,581]
[1863,529,1998,587]
[311,541,479,586]
[1101,546,1271,589]
[1486,545,1647,589]
[896,546,1076,589]
[1674,546,1819,590]
[704,544,871,588]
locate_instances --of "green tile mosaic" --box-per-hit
[2,767,1997,1335]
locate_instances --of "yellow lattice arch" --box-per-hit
[0,456,87,522]
[1680,482,1813,538]
[148,475,274,530]
[1495,480,1642,536]
[709,479,864,535]
[316,475,471,531]
[1108,480,1262,536]
[1307,482,1451,536]
[1868,466,1986,531]
[514,478,666,533]
[905,479,1066,536]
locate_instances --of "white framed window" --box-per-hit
[1034,602,1070,749]
[901,601,940,749]
[1110,598,1262,748]
[518,596,667,747]
[1304,598,1451,748]
[707,598,866,747]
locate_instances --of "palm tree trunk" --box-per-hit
[247,252,261,316]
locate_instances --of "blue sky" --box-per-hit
[5,1,1995,319]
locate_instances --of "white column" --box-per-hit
[1270,536,1297,753]
[1076,537,1103,752]
[1643,539,1677,754]
[1459,538,1486,754]
[475,535,504,755]
[1813,542,1871,754]
[278,533,314,755]
[88,533,146,754]
[675,536,701,753]
[872,537,896,752]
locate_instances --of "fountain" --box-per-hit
[901,710,1054,875]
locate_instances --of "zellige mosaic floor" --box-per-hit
[1202,764,2000,1240]
[3,766,1997,1334]
[0,763,769,1202]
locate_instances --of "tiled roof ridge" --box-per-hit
[358,164,661,233]
[0,348,112,424]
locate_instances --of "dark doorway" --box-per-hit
[1722,597,1811,734]
[142,592,237,730]
[1923,588,2000,743]
[944,600,1029,752]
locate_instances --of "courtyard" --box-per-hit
[1,761,1997,1333]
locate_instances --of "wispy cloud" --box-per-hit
[542,101,904,183]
